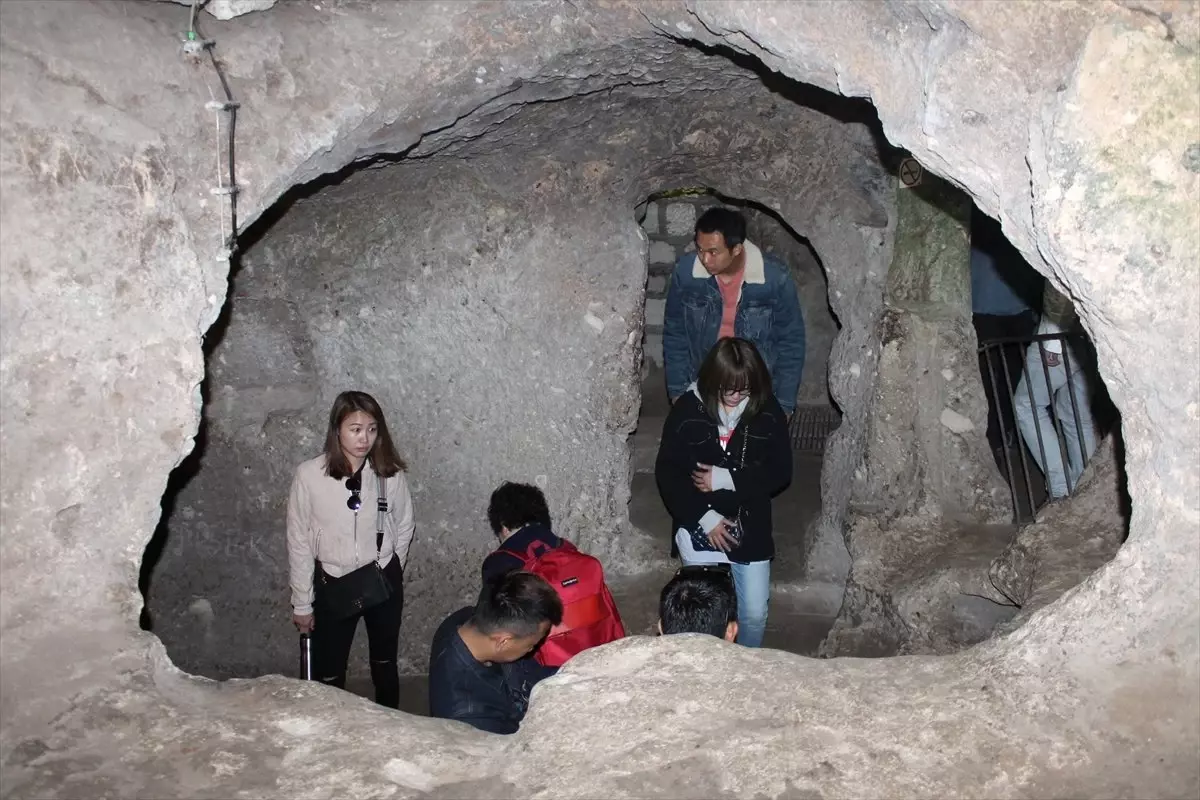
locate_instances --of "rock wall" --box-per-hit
[1,1,1197,796]
[989,435,1130,632]
[846,171,1009,523]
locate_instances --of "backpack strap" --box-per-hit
[499,535,571,567]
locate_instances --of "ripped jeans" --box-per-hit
[312,555,404,709]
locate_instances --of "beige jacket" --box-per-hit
[286,454,416,615]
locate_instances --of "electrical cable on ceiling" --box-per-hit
[185,0,241,262]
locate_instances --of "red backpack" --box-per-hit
[500,539,625,667]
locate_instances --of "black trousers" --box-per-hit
[973,311,1039,451]
[312,555,404,709]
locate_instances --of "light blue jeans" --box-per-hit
[679,555,772,648]
[1013,343,1098,499]
[731,560,771,648]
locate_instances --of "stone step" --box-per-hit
[645,274,668,295]
[644,297,665,328]
[821,522,1019,658]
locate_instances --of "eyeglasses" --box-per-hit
[346,474,363,512]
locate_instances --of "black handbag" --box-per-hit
[690,421,749,552]
[314,470,393,621]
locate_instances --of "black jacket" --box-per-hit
[654,391,793,563]
[428,606,556,734]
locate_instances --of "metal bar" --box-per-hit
[982,343,1020,523]
[977,331,1090,347]
[1060,340,1089,482]
[999,341,1038,521]
[1038,338,1075,497]
[1024,341,1054,513]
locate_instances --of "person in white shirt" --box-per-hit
[286,390,415,708]
[1013,287,1098,500]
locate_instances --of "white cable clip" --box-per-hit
[181,39,214,56]
[209,185,240,196]
[205,100,241,112]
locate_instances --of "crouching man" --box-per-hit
[428,571,563,734]
[658,564,739,642]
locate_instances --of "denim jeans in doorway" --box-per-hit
[730,560,771,648]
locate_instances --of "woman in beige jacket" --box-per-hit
[286,390,415,708]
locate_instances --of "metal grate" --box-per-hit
[789,405,841,453]
[977,332,1106,527]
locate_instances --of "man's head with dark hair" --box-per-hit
[693,207,748,278]
[695,207,747,249]
[487,482,552,538]
[658,566,739,642]
[466,571,564,663]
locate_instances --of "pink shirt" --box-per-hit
[717,268,745,340]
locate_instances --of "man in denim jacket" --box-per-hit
[663,207,807,416]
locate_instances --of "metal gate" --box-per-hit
[789,405,841,454]
[977,332,1101,525]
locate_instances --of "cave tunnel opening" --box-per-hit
[133,24,1136,720]
[625,185,845,657]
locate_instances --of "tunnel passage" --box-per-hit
[137,28,1136,689]
[627,187,846,651]
[140,38,895,683]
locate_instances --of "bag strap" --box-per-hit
[499,533,566,566]
[735,421,750,529]
[375,472,388,556]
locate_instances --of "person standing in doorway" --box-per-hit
[970,208,1043,456]
[655,338,792,648]
[663,207,806,419]
[1013,286,1099,500]
[286,390,415,709]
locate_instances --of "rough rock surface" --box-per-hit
[1,1,1197,797]
[853,172,1009,525]
[820,171,1011,654]
[822,435,1131,657]
[159,0,278,21]
[819,515,1019,657]
[989,436,1130,633]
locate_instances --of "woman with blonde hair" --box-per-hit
[287,390,414,708]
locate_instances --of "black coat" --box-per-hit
[654,391,793,563]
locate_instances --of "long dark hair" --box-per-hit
[322,390,406,479]
[696,338,772,421]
